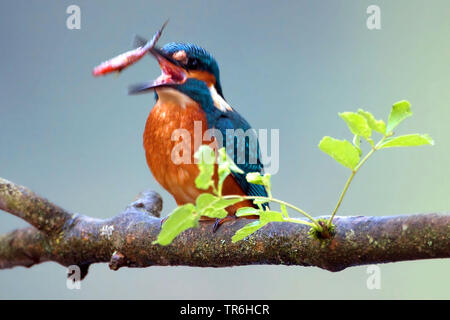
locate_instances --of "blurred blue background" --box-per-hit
[0,0,449,299]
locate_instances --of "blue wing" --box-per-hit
[213,111,269,201]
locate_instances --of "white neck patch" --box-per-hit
[156,87,196,109]
[209,85,233,112]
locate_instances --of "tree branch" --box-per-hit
[0,177,448,278]
[0,178,72,235]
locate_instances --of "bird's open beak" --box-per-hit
[129,47,187,94]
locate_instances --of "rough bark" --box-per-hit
[0,177,448,278]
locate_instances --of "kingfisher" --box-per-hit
[128,39,268,229]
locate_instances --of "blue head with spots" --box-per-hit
[160,43,223,98]
[129,41,225,103]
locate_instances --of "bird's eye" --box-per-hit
[187,58,199,69]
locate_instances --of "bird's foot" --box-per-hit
[212,216,236,233]
[161,214,258,232]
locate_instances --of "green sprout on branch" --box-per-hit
[153,100,434,246]
[319,100,433,228]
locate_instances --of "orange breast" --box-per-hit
[143,88,253,215]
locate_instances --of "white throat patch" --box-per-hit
[156,87,196,109]
[209,85,233,112]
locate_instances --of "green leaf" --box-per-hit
[216,148,244,194]
[232,221,267,243]
[260,210,285,223]
[357,109,386,134]
[218,148,243,174]
[194,146,215,190]
[280,203,289,218]
[246,172,264,185]
[253,198,270,205]
[236,207,260,217]
[196,193,242,219]
[379,134,434,148]
[386,100,412,134]
[246,172,271,190]
[263,174,271,189]
[153,204,197,246]
[318,136,360,170]
[232,209,286,242]
[339,112,372,139]
[352,134,362,156]
[217,148,231,189]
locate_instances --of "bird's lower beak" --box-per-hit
[129,47,187,94]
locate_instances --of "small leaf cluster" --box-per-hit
[318,101,434,171]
